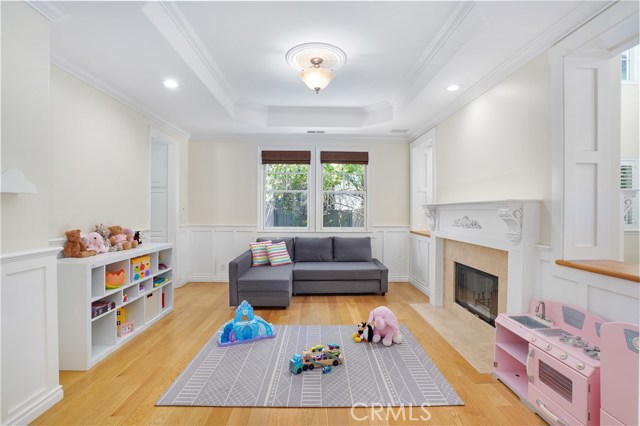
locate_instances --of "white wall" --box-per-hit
[621,83,639,158]
[188,138,409,226]
[1,1,51,254]
[49,66,190,239]
[435,54,552,244]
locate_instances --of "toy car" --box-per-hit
[327,344,341,350]
[310,345,324,352]
[322,365,332,374]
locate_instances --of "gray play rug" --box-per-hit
[157,325,463,407]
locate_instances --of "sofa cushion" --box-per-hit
[266,241,293,266]
[293,262,381,281]
[333,237,372,262]
[237,263,294,292]
[249,241,271,266]
[257,237,294,260]
[295,237,333,262]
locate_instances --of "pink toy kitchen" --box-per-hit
[494,300,639,426]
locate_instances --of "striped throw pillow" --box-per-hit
[250,241,271,267]
[266,241,293,266]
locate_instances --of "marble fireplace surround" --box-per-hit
[422,200,541,314]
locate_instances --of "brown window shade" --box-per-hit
[320,151,369,165]
[261,150,311,164]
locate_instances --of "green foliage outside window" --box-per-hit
[264,164,308,228]
[323,164,366,228]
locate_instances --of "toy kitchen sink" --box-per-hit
[494,300,606,426]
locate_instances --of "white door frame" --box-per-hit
[148,126,181,284]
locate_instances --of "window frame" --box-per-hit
[621,45,639,84]
[257,146,371,232]
[257,147,315,232]
[315,147,370,232]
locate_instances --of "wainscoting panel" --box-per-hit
[181,225,409,283]
[1,248,63,425]
[409,233,430,296]
[535,245,640,324]
[177,227,190,286]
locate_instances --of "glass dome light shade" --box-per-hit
[299,67,335,93]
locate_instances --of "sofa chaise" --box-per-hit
[228,236,388,307]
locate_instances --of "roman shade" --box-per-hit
[320,151,369,165]
[261,150,311,164]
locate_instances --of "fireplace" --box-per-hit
[455,262,499,326]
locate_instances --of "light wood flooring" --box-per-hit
[34,282,545,425]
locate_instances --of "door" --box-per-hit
[150,141,169,243]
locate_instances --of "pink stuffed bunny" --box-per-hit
[368,306,403,346]
[84,232,108,254]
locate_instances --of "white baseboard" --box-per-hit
[408,276,431,297]
[389,275,409,282]
[4,386,63,426]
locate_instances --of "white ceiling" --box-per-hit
[47,1,611,140]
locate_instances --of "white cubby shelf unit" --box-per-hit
[57,243,174,371]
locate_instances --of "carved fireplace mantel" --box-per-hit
[420,200,542,313]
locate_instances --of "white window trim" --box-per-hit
[621,45,639,85]
[257,145,371,232]
[257,146,315,232]
[315,146,370,233]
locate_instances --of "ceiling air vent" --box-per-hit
[390,129,409,133]
[307,130,325,134]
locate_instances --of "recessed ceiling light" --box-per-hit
[446,84,459,92]
[163,79,178,89]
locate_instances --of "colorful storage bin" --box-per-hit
[131,255,151,281]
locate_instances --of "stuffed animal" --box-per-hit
[133,231,142,246]
[353,321,374,343]
[84,232,108,254]
[63,229,96,258]
[109,225,132,250]
[123,227,138,249]
[94,223,115,252]
[368,306,403,346]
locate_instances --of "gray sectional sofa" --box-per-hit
[228,236,388,307]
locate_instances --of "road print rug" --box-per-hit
[157,325,464,407]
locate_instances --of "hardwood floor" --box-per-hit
[34,282,545,425]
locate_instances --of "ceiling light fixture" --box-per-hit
[163,79,178,89]
[286,42,347,94]
[446,84,460,92]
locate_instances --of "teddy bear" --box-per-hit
[368,306,403,346]
[84,232,108,254]
[93,223,115,252]
[123,227,138,249]
[63,229,96,258]
[109,225,132,250]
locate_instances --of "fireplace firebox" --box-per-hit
[454,262,498,326]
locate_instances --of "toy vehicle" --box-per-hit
[327,343,340,350]
[322,365,332,374]
[290,344,345,374]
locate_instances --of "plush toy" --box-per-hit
[133,231,142,246]
[63,229,96,258]
[368,306,403,346]
[123,227,138,249]
[84,232,108,254]
[109,225,132,250]
[94,223,115,252]
[353,321,374,343]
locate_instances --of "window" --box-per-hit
[320,151,368,229]
[262,150,310,229]
[259,148,369,231]
[621,159,639,230]
[621,46,639,83]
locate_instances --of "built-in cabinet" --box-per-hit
[57,243,173,371]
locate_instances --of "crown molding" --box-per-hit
[409,1,615,141]
[25,1,68,22]
[189,133,409,145]
[395,2,482,107]
[51,53,191,140]
[142,1,237,116]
